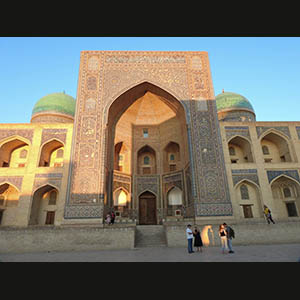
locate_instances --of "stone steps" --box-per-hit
[135,225,167,248]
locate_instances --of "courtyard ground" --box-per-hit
[1,243,300,262]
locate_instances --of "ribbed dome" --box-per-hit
[31,93,76,123]
[215,91,255,113]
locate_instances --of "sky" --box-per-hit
[1,37,300,123]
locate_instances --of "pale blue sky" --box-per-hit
[1,37,300,123]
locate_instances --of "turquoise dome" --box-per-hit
[32,93,76,117]
[215,91,255,113]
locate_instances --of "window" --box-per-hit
[143,128,148,138]
[240,184,249,200]
[231,159,238,164]
[144,156,150,165]
[283,187,291,198]
[169,164,176,172]
[170,154,175,161]
[264,158,272,163]
[242,205,253,218]
[286,202,298,217]
[262,145,269,155]
[229,147,235,156]
[280,155,286,162]
[45,211,55,225]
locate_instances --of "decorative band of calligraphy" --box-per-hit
[105,55,186,64]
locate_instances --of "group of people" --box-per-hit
[105,211,116,225]
[186,205,276,254]
[186,223,235,254]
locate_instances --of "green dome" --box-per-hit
[32,93,76,117]
[215,91,255,113]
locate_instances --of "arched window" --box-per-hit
[283,187,291,198]
[144,156,150,165]
[240,184,249,200]
[262,145,269,155]
[229,146,235,156]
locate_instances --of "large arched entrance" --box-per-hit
[105,81,190,224]
[139,191,157,225]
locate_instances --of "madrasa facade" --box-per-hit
[1,50,300,228]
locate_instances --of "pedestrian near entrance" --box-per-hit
[223,223,234,253]
[263,205,275,224]
[111,211,115,224]
[193,226,203,252]
[186,224,194,253]
[218,224,228,254]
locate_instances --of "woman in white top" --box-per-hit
[218,224,228,254]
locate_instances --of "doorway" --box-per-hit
[139,191,157,225]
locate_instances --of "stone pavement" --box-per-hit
[1,243,300,262]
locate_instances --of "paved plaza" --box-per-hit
[1,243,300,262]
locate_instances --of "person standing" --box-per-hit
[218,224,228,254]
[186,224,194,253]
[111,211,115,225]
[193,226,203,252]
[263,205,275,224]
[223,223,234,253]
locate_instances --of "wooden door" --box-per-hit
[139,191,156,225]
[45,211,55,225]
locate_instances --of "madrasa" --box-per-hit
[1,51,300,250]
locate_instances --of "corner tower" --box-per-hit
[64,51,233,224]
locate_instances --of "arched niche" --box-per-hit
[0,182,20,208]
[38,139,64,167]
[271,175,300,218]
[113,188,129,207]
[163,142,180,172]
[228,136,254,163]
[137,145,156,175]
[260,131,292,163]
[167,186,183,206]
[114,142,129,173]
[29,184,58,225]
[0,138,29,168]
[234,180,263,218]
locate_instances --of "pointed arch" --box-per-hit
[270,175,300,218]
[269,174,300,187]
[29,184,59,225]
[260,129,293,163]
[113,188,129,206]
[0,182,20,207]
[38,138,64,167]
[167,186,183,206]
[228,135,254,163]
[0,136,30,168]
[234,179,263,218]
[105,81,187,126]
